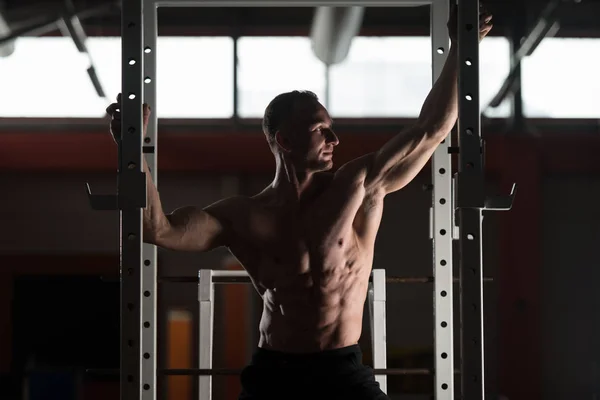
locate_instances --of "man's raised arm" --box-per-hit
[141,159,234,252]
[363,6,493,195]
[106,95,233,252]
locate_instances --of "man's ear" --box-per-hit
[275,131,291,153]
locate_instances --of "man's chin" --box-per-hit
[313,160,334,172]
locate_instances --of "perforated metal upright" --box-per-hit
[456,0,485,398]
[121,1,157,400]
[120,1,149,400]
[430,1,454,399]
[121,1,473,400]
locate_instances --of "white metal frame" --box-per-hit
[118,1,485,400]
[198,269,389,400]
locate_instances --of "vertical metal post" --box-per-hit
[368,269,387,393]
[430,0,454,399]
[120,1,146,400]
[142,1,158,399]
[198,270,215,400]
[457,0,486,398]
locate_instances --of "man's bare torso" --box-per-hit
[218,169,384,353]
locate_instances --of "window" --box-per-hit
[0,35,515,119]
[236,37,326,118]
[522,38,600,118]
[0,36,234,118]
[330,36,511,118]
[236,36,511,119]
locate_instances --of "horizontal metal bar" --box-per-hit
[154,0,432,7]
[160,368,459,376]
[158,276,494,284]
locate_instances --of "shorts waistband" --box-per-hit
[251,344,362,367]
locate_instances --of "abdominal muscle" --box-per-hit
[257,263,371,353]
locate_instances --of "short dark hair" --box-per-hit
[262,90,319,145]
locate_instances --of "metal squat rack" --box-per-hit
[86,0,516,399]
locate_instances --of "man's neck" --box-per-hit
[270,158,318,202]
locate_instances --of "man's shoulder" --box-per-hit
[204,195,254,220]
[333,153,375,184]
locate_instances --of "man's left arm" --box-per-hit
[362,6,492,196]
[363,44,458,195]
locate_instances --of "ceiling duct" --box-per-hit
[310,6,364,66]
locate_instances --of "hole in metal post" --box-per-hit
[144,77,152,84]
[144,353,150,359]
[144,137,151,144]
[439,168,446,174]
[466,94,473,101]
[144,384,150,390]
[440,260,447,266]
[440,198,446,205]
[144,321,150,328]
[144,291,151,297]
[127,268,134,276]
[441,352,448,359]
[441,291,447,297]
[128,93,136,100]
[127,303,134,311]
[128,127,135,134]
[144,47,152,53]
[144,259,151,266]
[437,47,445,54]
[128,59,136,66]
[128,22,135,28]
[128,234,135,240]
[128,162,136,169]
[441,321,448,328]
[465,58,473,66]
[442,383,448,390]
[467,233,475,240]
[440,229,447,236]
[466,128,474,135]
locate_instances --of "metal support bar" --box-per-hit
[430,1,453,399]
[456,0,485,398]
[368,269,387,393]
[155,0,432,6]
[198,270,215,400]
[142,1,159,399]
[486,0,562,110]
[60,0,106,97]
[157,275,494,284]
[120,3,147,400]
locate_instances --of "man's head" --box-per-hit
[262,90,339,172]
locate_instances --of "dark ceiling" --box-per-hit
[1,0,598,38]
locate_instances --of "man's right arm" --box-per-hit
[143,160,233,252]
[107,95,232,252]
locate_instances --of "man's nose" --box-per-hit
[326,130,339,146]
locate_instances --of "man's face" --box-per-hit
[280,99,339,172]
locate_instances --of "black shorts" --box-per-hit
[238,345,390,400]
